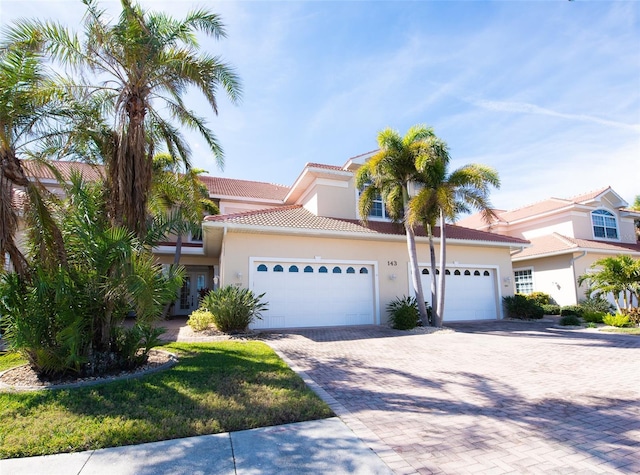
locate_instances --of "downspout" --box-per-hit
[570,251,587,304]
[219,225,228,288]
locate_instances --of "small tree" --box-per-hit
[578,255,640,312]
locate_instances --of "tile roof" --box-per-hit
[195,175,289,201]
[459,186,617,227]
[205,205,529,245]
[11,189,27,209]
[23,160,104,181]
[305,163,346,171]
[514,232,640,260]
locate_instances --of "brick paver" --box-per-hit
[265,322,640,474]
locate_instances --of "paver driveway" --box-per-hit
[266,321,640,475]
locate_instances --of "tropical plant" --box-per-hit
[528,292,552,305]
[6,0,241,238]
[578,255,640,312]
[579,296,614,315]
[356,125,436,324]
[560,305,584,317]
[622,307,640,326]
[200,286,267,333]
[541,304,561,315]
[186,309,215,332]
[0,175,182,377]
[386,296,421,330]
[603,313,631,328]
[0,43,69,278]
[558,314,582,326]
[582,310,605,324]
[409,137,499,326]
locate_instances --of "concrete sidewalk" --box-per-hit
[0,417,392,475]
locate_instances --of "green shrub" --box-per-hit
[561,305,584,317]
[603,313,631,328]
[201,286,268,333]
[541,304,561,315]
[528,292,552,306]
[559,314,582,326]
[387,296,420,330]
[579,297,613,314]
[187,309,215,331]
[503,295,544,319]
[621,307,640,326]
[582,310,605,324]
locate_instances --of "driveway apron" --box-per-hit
[266,322,640,474]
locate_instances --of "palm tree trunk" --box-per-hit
[436,209,447,327]
[405,222,428,324]
[427,224,438,326]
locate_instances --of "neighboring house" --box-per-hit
[458,187,640,306]
[17,156,529,328]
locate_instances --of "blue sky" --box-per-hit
[1,0,639,211]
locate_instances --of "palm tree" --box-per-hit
[356,125,436,323]
[6,0,241,238]
[578,255,640,311]
[0,44,68,278]
[410,139,499,326]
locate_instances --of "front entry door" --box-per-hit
[177,271,207,315]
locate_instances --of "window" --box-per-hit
[592,210,618,239]
[454,270,461,276]
[483,271,490,276]
[359,267,368,274]
[514,269,533,294]
[274,265,284,272]
[257,264,268,272]
[359,184,391,220]
[332,266,342,274]
[422,269,429,275]
[445,269,450,275]
[474,270,480,276]
[346,267,355,274]
[319,266,328,273]
[464,270,471,276]
[289,265,299,273]
[304,266,314,273]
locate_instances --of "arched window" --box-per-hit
[346,267,355,274]
[304,266,314,273]
[422,269,429,275]
[445,269,451,275]
[257,264,268,272]
[435,269,440,275]
[289,265,299,273]
[319,266,328,273]
[454,270,461,276]
[483,270,490,276]
[359,267,368,274]
[274,265,284,272]
[464,270,471,276]
[333,266,342,274]
[592,209,618,239]
[474,270,481,276]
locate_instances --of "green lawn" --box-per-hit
[0,342,333,459]
[600,327,640,335]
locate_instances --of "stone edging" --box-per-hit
[0,349,178,393]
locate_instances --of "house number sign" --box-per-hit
[387,260,398,266]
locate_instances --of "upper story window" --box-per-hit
[591,209,618,240]
[358,183,392,220]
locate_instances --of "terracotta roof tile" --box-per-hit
[568,187,612,204]
[515,232,640,259]
[305,163,346,171]
[198,175,289,200]
[23,160,104,181]
[205,205,529,245]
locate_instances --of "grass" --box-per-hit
[0,342,333,459]
[600,327,640,335]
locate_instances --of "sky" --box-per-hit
[1,0,639,212]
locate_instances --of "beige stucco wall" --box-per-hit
[298,178,358,220]
[517,214,577,240]
[219,230,515,324]
[515,255,578,306]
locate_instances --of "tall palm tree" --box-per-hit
[356,125,436,323]
[6,0,241,238]
[0,45,68,278]
[410,141,500,326]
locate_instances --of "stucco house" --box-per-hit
[458,187,640,307]
[16,155,530,328]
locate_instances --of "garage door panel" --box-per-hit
[420,268,497,322]
[251,262,375,329]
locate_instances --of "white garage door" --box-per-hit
[251,261,375,329]
[420,267,498,321]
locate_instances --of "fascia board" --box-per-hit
[203,221,527,249]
